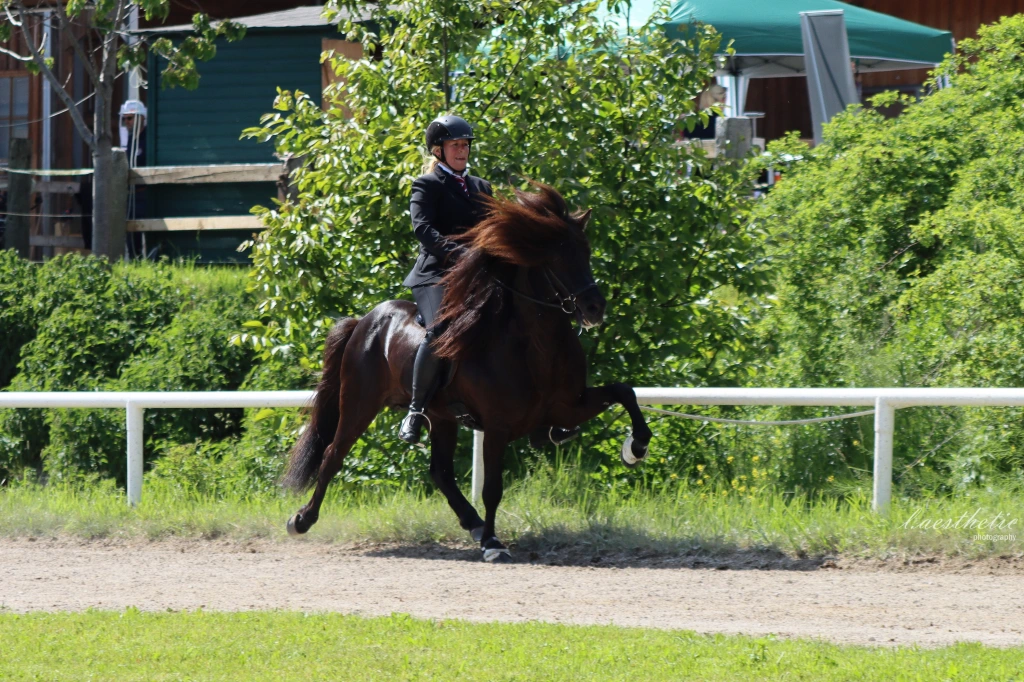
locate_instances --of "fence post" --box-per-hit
[126,402,144,507]
[472,430,484,504]
[873,397,895,513]
[5,138,32,258]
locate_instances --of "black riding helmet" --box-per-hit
[425,115,474,167]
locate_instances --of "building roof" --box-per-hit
[141,4,371,33]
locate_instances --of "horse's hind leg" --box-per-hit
[429,420,484,541]
[287,389,382,536]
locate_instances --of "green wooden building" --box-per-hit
[143,6,344,262]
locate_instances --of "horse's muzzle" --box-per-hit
[579,291,607,328]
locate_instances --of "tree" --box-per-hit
[0,1,243,259]
[237,0,770,483]
[749,15,1024,490]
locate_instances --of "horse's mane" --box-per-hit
[432,183,589,362]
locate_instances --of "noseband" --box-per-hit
[544,269,599,316]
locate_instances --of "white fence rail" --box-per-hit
[3,388,1023,511]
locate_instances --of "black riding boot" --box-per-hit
[399,334,443,444]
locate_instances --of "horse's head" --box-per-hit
[465,183,607,328]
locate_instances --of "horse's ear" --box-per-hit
[576,208,592,231]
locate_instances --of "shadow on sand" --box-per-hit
[359,524,832,571]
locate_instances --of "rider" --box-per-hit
[398,114,584,448]
[399,114,493,443]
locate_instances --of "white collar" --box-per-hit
[437,162,469,178]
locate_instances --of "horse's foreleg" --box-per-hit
[550,383,653,461]
[429,420,485,541]
[480,429,512,563]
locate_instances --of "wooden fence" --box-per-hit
[1,154,285,257]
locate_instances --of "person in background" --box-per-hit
[683,83,728,140]
[119,99,148,257]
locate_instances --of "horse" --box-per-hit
[282,183,654,562]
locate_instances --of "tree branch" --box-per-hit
[108,0,129,56]
[0,44,33,62]
[11,0,95,149]
[478,36,532,120]
[53,0,101,85]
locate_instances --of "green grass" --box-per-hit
[0,610,1021,681]
[1,459,1021,560]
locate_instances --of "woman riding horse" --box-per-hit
[282,123,654,563]
[400,114,578,447]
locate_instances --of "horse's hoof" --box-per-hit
[620,433,647,468]
[483,547,513,563]
[286,513,306,537]
[632,435,650,459]
[470,526,485,544]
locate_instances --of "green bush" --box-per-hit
[0,250,38,389]
[0,257,260,484]
[746,15,1024,491]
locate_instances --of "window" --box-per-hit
[0,76,30,163]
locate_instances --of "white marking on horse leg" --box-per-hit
[483,547,511,562]
[621,433,638,465]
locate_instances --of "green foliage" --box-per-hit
[239,0,769,482]
[0,250,37,389]
[0,257,260,484]
[749,15,1024,491]
[145,13,247,90]
[1,1,245,95]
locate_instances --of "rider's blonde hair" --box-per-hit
[423,145,442,174]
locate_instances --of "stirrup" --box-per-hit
[548,425,580,446]
[400,409,432,442]
[409,410,432,433]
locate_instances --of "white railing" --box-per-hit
[3,387,1023,511]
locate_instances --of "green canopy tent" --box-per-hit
[601,0,955,115]
[662,0,954,77]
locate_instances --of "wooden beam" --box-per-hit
[0,179,81,193]
[127,216,265,232]
[30,235,85,248]
[130,164,283,185]
[32,179,81,194]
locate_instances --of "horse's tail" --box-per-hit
[282,317,359,492]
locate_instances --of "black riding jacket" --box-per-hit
[403,165,493,288]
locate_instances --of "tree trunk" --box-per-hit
[90,38,126,262]
[4,138,32,259]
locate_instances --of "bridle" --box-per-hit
[495,268,600,332]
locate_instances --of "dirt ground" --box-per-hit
[1,537,1023,648]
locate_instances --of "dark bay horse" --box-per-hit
[283,183,653,562]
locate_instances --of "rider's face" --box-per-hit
[437,139,470,172]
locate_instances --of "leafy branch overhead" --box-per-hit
[0,0,246,148]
